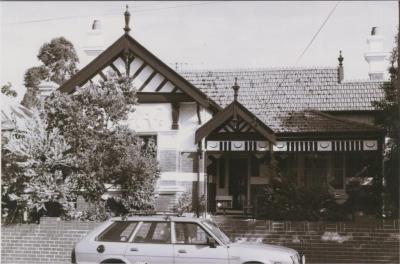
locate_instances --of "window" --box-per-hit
[97,221,138,242]
[133,222,171,244]
[138,135,157,157]
[174,222,210,245]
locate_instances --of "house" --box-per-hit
[53,9,386,215]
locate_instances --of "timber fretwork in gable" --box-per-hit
[58,34,221,112]
[217,115,256,134]
[82,49,186,99]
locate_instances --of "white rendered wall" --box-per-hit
[124,102,213,192]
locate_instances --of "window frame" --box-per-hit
[171,221,221,246]
[136,133,158,160]
[95,221,139,243]
[131,221,172,245]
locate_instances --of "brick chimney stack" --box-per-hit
[364,26,388,80]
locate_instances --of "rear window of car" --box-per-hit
[97,221,138,242]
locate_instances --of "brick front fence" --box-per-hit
[1,218,100,264]
[1,216,399,264]
[213,216,400,264]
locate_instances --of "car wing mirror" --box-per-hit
[207,237,217,248]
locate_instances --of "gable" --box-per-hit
[195,100,276,144]
[58,34,221,112]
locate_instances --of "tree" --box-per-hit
[44,72,159,218]
[21,37,79,108]
[37,37,79,84]
[373,31,399,218]
[21,66,49,108]
[2,110,76,224]
[1,82,17,97]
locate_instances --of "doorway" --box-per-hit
[228,158,248,210]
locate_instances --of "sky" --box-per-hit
[0,1,398,103]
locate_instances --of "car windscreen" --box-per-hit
[202,220,231,244]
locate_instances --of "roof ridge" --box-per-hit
[308,110,382,130]
[178,66,337,73]
[341,79,385,84]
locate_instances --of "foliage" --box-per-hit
[21,66,50,108]
[257,176,346,221]
[43,72,159,219]
[1,82,17,97]
[1,110,77,224]
[21,37,79,108]
[173,191,205,215]
[37,37,79,85]
[373,32,399,218]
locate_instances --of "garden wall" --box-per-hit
[1,216,399,264]
[213,216,400,264]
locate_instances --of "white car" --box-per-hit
[72,214,305,264]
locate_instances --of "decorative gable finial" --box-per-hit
[124,5,131,34]
[232,77,240,101]
[338,50,344,83]
[338,50,343,67]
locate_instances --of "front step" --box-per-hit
[216,209,254,217]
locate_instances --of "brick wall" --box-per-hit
[1,216,399,264]
[213,216,400,264]
[1,217,100,264]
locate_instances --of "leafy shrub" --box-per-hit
[173,191,205,215]
[256,176,348,221]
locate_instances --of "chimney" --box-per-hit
[38,80,58,101]
[83,19,105,57]
[364,26,388,80]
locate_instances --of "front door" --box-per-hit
[173,222,229,264]
[229,158,248,210]
[125,221,174,264]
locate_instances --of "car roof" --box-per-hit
[109,215,207,223]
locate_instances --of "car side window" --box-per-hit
[133,222,171,244]
[97,221,138,242]
[174,222,211,245]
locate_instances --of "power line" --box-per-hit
[295,1,340,65]
[5,1,228,25]
[263,1,340,110]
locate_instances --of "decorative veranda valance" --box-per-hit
[205,139,379,152]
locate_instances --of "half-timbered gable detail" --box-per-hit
[58,35,220,112]
[196,100,276,144]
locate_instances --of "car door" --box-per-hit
[173,222,230,264]
[124,221,174,264]
[88,221,138,263]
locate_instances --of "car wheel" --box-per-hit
[100,259,126,264]
[243,262,264,264]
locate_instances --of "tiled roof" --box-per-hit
[279,110,380,133]
[179,68,384,133]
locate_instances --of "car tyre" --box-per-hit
[100,259,126,264]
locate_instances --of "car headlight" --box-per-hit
[290,254,301,264]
